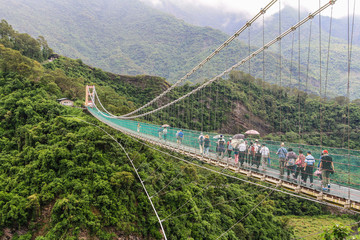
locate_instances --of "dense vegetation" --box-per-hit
[1,1,360,98]
[0,20,53,62]
[43,53,360,150]
[1,25,359,239]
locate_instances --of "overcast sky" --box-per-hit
[142,0,358,19]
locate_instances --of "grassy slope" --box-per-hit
[285,215,355,239]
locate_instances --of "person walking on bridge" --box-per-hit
[294,149,305,183]
[238,140,247,167]
[204,135,210,155]
[276,143,288,177]
[137,123,141,133]
[158,127,163,139]
[217,135,226,160]
[320,150,334,191]
[226,138,233,159]
[260,143,270,171]
[176,130,184,145]
[303,151,315,187]
[198,133,205,154]
[163,127,168,141]
[254,140,261,169]
[285,148,297,180]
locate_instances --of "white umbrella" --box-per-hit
[245,129,260,135]
[213,134,222,139]
[162,124,170,127]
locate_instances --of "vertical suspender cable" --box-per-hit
[279,0,283,133]
[262,10,265,94]
[346,0,356,200]
[324,6,333,99]
[289,32,295,88]
[215,83,218,131]
[319,0,323,153]
[201,87,204,132]
[298,0,302,137]
[248,26,251,128]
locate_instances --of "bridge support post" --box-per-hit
[247,171,252,178]
[276,180,283,187]
[344,199,351,209]
[260,175,266,182]
[295,185,301,194]
[85,85,95,107]
[317,192,324,201]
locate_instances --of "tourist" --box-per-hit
[303,151,315,187]
[238,139,247,166]
[217,135,226,160]
[226,138,233,159]
[137,123,141,133]
[294,150,305,183]
[204,135,210,155]
[276,142,288,176]
[285,148,297,180]
[198,133,205,154]
[260,143,270,171]
[320,150,335,191]
[176,130,184,145]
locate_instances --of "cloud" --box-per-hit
[141,0,359,19]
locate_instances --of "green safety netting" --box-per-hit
[88,107,360,189]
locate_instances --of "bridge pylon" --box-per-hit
[85,85,95,107]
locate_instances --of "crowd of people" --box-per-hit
[146,125,335,192]
[197,134,335,192]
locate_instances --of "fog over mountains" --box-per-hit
[1,0,359,98]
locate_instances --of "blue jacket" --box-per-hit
[277,147,288,159]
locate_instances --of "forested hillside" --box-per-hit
[1,22,358,240]
[1,0,360,98]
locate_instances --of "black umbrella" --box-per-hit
[232,134,245,139]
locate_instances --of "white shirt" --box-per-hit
[260,146,270,157]
[238,143,247,152]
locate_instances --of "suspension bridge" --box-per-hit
[82,0,359,238]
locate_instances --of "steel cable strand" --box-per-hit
[120,0,278,118]
[90,105,360,194]
[324,4,333,99]
[113,0,336,119]
[346,0,356,200]
[94,0,337,120]
[165,188,269,222]
[68,117,168,240]
[160,167,228,223]
[150,171,184,199]
[88,104,360,191]
[113,129,360,214]
[216,188,276,240]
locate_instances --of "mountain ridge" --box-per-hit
[0,0,359,98]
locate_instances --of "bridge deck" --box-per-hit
[88,107,360,211]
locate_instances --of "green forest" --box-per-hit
[0,21,359,239]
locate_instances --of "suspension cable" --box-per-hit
[71,117,168,240]
[324,5,333,99]
[94,0,337,121]
[216,189,275,240]
[347,0,356,200]
[279,0,283,133]
[121,0,278,117]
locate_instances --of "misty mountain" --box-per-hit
[0,0,359,98]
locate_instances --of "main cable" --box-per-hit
[121,0,278,118]
[94,0,337,120]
